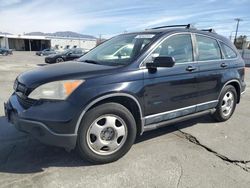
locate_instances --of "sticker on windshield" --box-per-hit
[135,34,155,39]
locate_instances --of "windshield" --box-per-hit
[78,33,156,66]
[61,49,72,54]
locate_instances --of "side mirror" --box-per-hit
[67,52,72,56]
[146,56,175,69]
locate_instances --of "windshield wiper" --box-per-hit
[82,59,100,64]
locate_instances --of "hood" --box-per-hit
[18,61,118,88]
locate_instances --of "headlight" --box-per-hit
[29,80,84,100]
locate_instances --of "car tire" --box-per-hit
[3,52,8,56]
[212,85,237,122]
[56,58,64,63]
[77,102,137,164]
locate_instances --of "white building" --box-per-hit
[0,34,97,51]
[48,36,97,51]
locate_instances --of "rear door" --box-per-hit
[194,34,224,111]
[143,33,199,125]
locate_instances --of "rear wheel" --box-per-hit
[77,103,137,164]
[212,85,237,122]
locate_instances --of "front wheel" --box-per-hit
[212,85,237,122]
[77,103,137,164]
[56,57,64,63]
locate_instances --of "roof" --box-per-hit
[0,34,50,40]
[0,34,96,41]
[123,27,230,45]
[25,31,96,39]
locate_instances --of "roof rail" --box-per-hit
[201,29,216,33]
[150,24,193,30]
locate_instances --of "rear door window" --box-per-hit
[196,35,221,61]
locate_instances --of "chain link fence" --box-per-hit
[239,49,250,67]
[236,36,250,67]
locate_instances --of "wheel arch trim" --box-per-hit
[218,79,241,101]
[74,93,144,135]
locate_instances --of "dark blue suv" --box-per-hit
[4,25,246,163]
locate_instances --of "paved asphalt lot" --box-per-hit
[0,52,250,188]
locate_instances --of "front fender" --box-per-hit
[69,79,145,134]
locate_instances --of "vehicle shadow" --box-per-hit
[36,63,47,66]
[0,115,215,174]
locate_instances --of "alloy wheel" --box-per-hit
[86,114,128,155]
[221,91,234,117]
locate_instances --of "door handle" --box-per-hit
[186,66,197,72]
[220,63,228,68]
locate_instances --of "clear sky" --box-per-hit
[0,0,249,38]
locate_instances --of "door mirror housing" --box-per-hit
[146,56,175,69]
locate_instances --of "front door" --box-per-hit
[143,34,199,125]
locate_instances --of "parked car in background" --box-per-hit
[36,48,57,56]
[0,48,13,55]
[45,48,85,63]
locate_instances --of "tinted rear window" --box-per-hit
[219,42,237,59]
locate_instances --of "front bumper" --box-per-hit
[45,58,55,64]
[4,95,77,150]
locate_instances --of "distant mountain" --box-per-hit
[25,31,96,39]
[0,32,13,35]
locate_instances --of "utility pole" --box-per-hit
[97,34,102,46]
[229,31,234,42]
[4,33,7,48]
[234,18,243,45]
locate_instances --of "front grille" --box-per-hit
[14,80,28,94]
[14,80,36,109]
[16,94,36,109]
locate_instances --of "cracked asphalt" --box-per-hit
[0,52,250,188]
